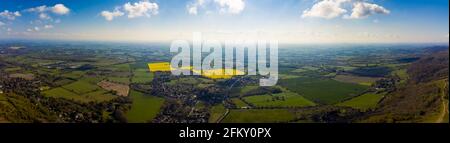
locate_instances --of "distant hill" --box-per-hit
[362,49,449,123]
[408,50,449,84]
[423,46,449,54]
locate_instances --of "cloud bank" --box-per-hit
[101,0,159,21]
[101,9,124,21]
[345,2,390,19]
[302,0,390,20]
[187,0,246,15]
[0,10,21,20]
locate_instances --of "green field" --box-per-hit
[303,66,320,71]
[4,67,21,72]
[243,89,315,107]
[44,87,79,98]
[80,77,104,84]
[62,71,86,79]
[291,68,308,73]
[112,64,131,72]
[62,80,99,94]
[231,98,248,108]
[43,87,116,103]
[168,77,199,85]
[336,66,358,71]
[81,90,117,102]
[222,109,296,123]
[107,77,130,84]
[279,74,302,79]
[239,86,259,96]
[337,93,385,111]
[280,77,368,104]
[126,90,165,123]
[208,104,227,123]
[132,69,154,83]
[334,75,380,86]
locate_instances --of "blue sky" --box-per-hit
[0,0,448,43]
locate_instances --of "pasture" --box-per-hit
[280,77,369,104]
[231,98,249,108]
[334,75,380,86]
[208,104,227,123]
[43,87,116,103]
[243,89,316,107]
[62,81,99,94]
[337,93,385,111]
[132,68,154,83]
[107,77,131,84]
[126,90,165,123]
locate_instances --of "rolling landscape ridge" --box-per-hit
[0,43,448,123]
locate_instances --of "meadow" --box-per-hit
[336,93,385,111]
[112,64,131,72]
[231,98,249,108]
[132,68,154,83]
[62,71,86,79]
[126,90,165,123]
[239,86,259,96]
[43,87,116,103]
[280,77,369,104]
[62,80,99,94]
[334,75,380,86]
[208,104,227,123]
[107,77,131,84]
[242,89,316,107]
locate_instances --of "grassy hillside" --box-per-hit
[362,50,449,123]
[0,93,59,123]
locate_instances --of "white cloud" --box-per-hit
[214,0,245,14]
[34,27,40,31]
[123,0,159,18]
[27,5,48,13]
[52,4,70,15]
[188,6,199,15]
[7,28,11,32]
[100,1,159,21]
[0,21,4,26]
[28,4,70,15]
[44,25,54,29]
[101,10,124,21]
[302,0,389,20]
[39,13,51,20]
[187,0,245,15]
[345,2,390,19]
[302,0,350,19]
[187,0,206,15]
[187,1,199,15]
[26,4,70,26]
[0,10,21,20]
